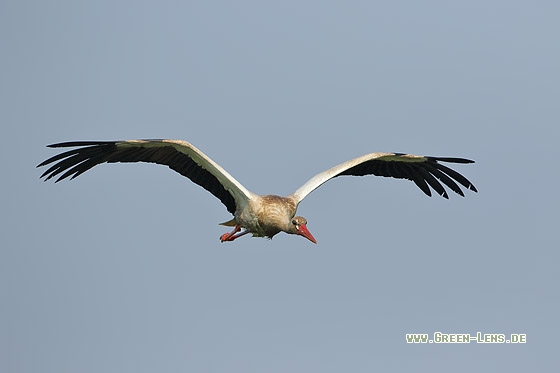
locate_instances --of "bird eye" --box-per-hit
[291,219,297,225]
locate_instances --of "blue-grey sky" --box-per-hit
[2,1,558,372]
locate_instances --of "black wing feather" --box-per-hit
[338,155,477,198]
[416,166,448,198]
[422,163,464,197]
[405,164,432,197]
[38,141,237,213]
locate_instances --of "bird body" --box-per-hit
[38,139,477,243]
[223,195,297,236]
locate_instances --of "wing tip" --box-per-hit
[427,156,476,164]
[47,141,103,148]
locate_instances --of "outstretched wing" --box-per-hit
[37,139,256,214]
[290,152,477,204]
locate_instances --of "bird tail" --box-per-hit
[219,218,238,227]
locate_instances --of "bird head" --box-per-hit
[290,216,317,244]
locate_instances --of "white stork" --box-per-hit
[38,140,477,243]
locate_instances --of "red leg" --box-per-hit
[220,225,240,242]
[220,225,249,242]
[225,230,250,242]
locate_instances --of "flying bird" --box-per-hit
[38,140,477,243]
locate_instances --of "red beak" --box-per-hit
[298,224,317,244]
